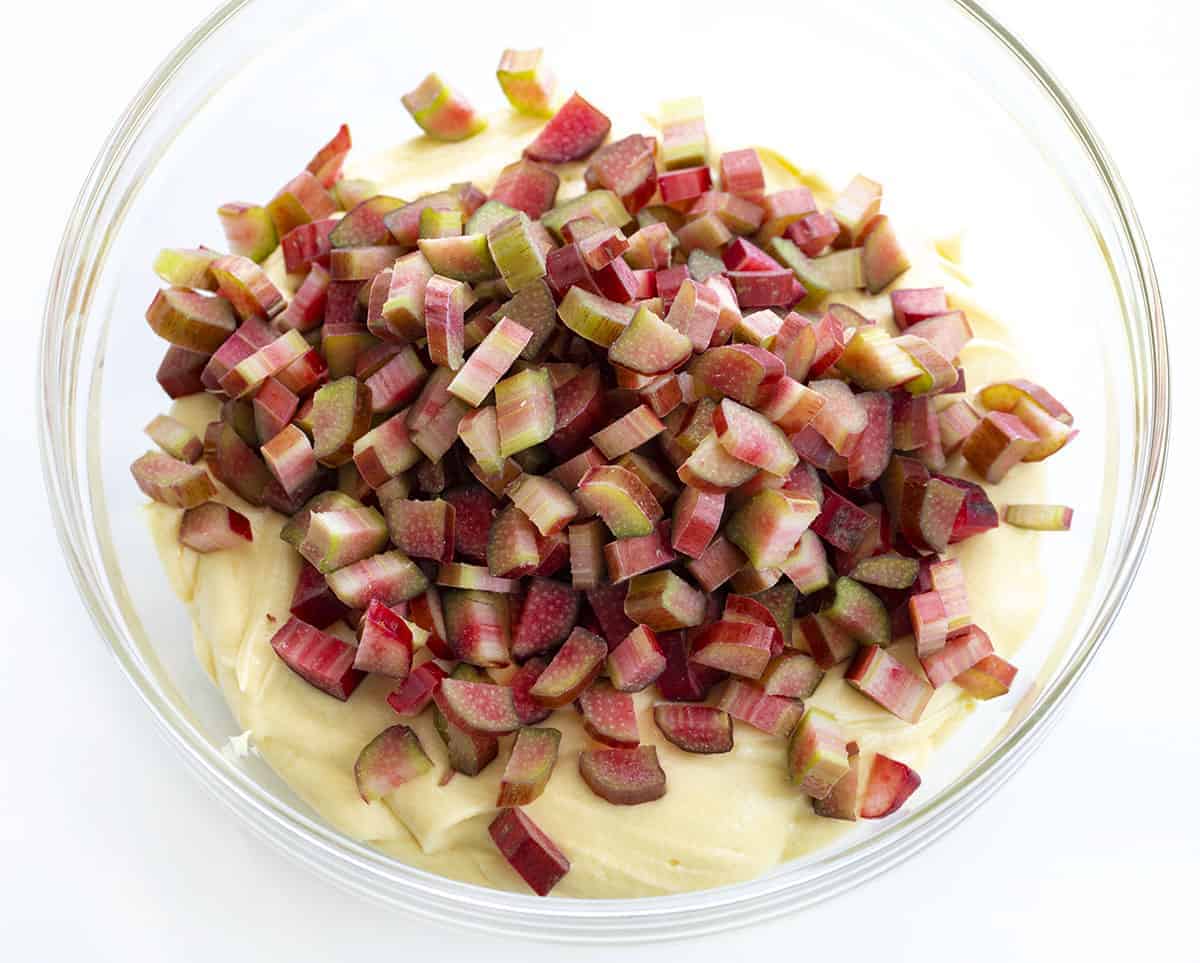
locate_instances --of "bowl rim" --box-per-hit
[38,0,1170,940]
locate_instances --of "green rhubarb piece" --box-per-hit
[145,287,236,354]
[417,234,495,284]
[608,306,693,375]
[557,287,635,347]
[467,200,520,236]
[496,48,556,117]
[487,215,547,294]
[623,570,706,631]
[542,190,630,241]
[825,576,891,646]
[216,203,277,262]
[726,490,821,570]
[495,368,555,457]
[418,206,464,239]
[659,96,708,169]
[401,73,487,142]
[152,247,218,290]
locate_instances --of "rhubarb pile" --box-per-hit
[134,50,1079,897]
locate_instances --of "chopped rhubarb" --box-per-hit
[762,653,824,700]
[489,808,570,896]
[387,661,448,717]
[511,577,580,659]
[686,534,747,592]
[525,92,611,163]
[402,73,486,141]
[1004,503,1074,531]
[178,502,252,553]
[653,704,733,754]
[496,368,555,457]
[579,682,640,747]
[496,48,556,116]
[579,746,666,805]
[719,148,765,200]
[845,645,932,723]
[860,753,921,819]
[604,523,677,581]
[714,398,799,477]
[354,599,414,678]
[529,627,607,707]
[269,617,364,700]
[131,451,216,509]
[671,486,725,558]
[690,621,774,679]
[327,550,430,609]
[607,625,667,692]
[354,725,432,802]
[591,404,665,460]
[788,708,849,800]
[567,519,608,590]
[577,465,663,538]
[290,560,349,629]
[717,678,803,737]
[955,653,1018,699]
[726,490,819,570]
[623,570,706,631]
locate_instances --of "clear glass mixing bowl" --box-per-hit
[39,0,1168,942]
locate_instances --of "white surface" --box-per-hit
[0,1,1193,958]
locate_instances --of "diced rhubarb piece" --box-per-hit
[671,486,725,559]
[510,577,579,660]
[417,235,493,288]
[603,523,676,582]
[419,276,469,371]
[327,550,430,609]
[354,724,432,804]
[145,414,202,464]
[796,612,856,670]
[606,624,665,692]
[385,498,456,564]
[213,203,276,265]
[350,410,419,488]
[497,727,560,813]
[219,329,309,399]
[659,165,712,206]
[726,269,797,309]
[258,424,315,498]
[717,679,802,737]
[786,212,840,258]
[807,380,867,456]
[861,753,921,819]
[306,122,354,189]
[590,404,665,460]
[713,399,799,478]
[689,621,773,679]
[557,503,607,578]
[310,376,372,467]
[178,502,252,553]
[607,305,692,375]
[623,571,705,631]
[454,406,501,477]
[755,188,818,244]
[661,279,720,353]
[490,45,557,117]
[685,250,724,284]
[525,91,611,163]
[890,287,947,330]
[203,419,272,505]
[153,246,218,291]
[734,309,783,349]
[893,334,958,395]
[726,490,819,570]
[542,366,605,461]
[722,237,778,274]
[771,313,816,384]
[434,678,520,735]
[300,505,388,573]
[266,170,338,237]
[269,617,364,700]
[826,576,890,647]
[145,287,237,354]
[130,451,216,508]
[1003,503,1074,532]
[156,345,208,399]
[935,475,999,543]
[578,682,640,747]
[653,265,689,310]
[485,216,547,295]
[780,528,831,594]
[938,400,981,455]
[962,411,1039,483]
[913,476,966,553]
[901,312,972,367]
[329,196,405,250]
[489,807,570,896]
[486,166,557,233]
[577,226,628,270]
[846,645,932,723]
[686,534,746,592]
[625,222,674,271]
[917,624,992,688]
[578,745,666,805]
[787,708,849,799]
[434,699,499,775]
[908,590,949,657]
[829,174,882,244]
[723,593,784,654]
[577,465,663,538]
[280,218,337,275]
[690,191,763,236]
[837,327,922,393]
[481,502,538,578]
[529,627,606,707]
[978,378,1074,426]
[584,133,657,214]
[442,587,511,666]
[653,630,720,702]
[689,344,784,407]
[811,740,860,820]
[924,558,969,632]
[386,661,448,717]
[493,367,555,458]
[498,658,549,726]
[617,451,679,505]
[658,95,707,170]
[849,552,918,590]
[654,704,733,755]
[590,255,638,303]
[952,653,1017,700]
[402,72,486,141]
[505,475,576,538]
[718,148,764,200]
[362,344,425,414]
[762,653,824,699]
[730,565,782,595]
[859,215,910,293]
[277,267,330,337]
[406,586,451,658]
[353,599,415,678]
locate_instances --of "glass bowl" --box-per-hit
[39,0,1168,942]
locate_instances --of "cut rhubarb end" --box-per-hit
[690,620,774,679]
[496,48,556,116]
[591,404,665,460]
[954,653,1018,699]
[511,577,580,660]
[861,753,921,819]
[717,678,803,737]
[354,725,433,802]
[607,625,667,692]
[714,398,799,478]
[300,505,388,573]
[353,599,414,678]
[1003,503,1074,531]
[434,678,520,735]
[146,287,237,354]
[609,305,693,375]
[846,645,933,723]
[216,204,277,262]
[178,503,253,553]
[489,808,570,897]
[671,486,725,559]
[603,522,677,582]
[496,367,555,457]
[402,73,486,142]
[579,745,666,806]
[624,570,706,632]
[826,576,891,647]
[567,519,608,591]
[659,96,708,170]
[788,708,850,800]
[726,490,820,570]
[653,704,733,754]
[579,682,640,748]
[131,451,216,509]
[962,411,1038,483]
[269,617,365,701]
[578,465,663,538]
[327,550,430,610]
[498,726,561,809]
[908,590,949,658]
[145,414,203,464]
[813,744,860,821]
[434,703,499,776]
[686,534,747,593]
[920,624,994,688]
[529,627,607,708]
[525,92,612,163]
[290,560,349,630]
[762,653,824,700]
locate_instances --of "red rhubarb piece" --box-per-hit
[434,678,521,734]
[578,682,640,747]
[584,134,658,214]
[386,661,448,717]
[353,598,414,677]
[529,627,607,707]
[788,708,850,800]
[269,617,365,701]
[846,645,932,723]
[861,753,921,819]
[489,808,570,896]
[578,746,666,806]
[178,503,252,553]
[511,577,581,659]
[607,625,667,692]
[689,621,774,679]
[525,92,612,163]
[498,726,562,807]
[717,678,802,737]
[653,704,733,754]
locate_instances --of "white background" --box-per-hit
[1,2,1194,959]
